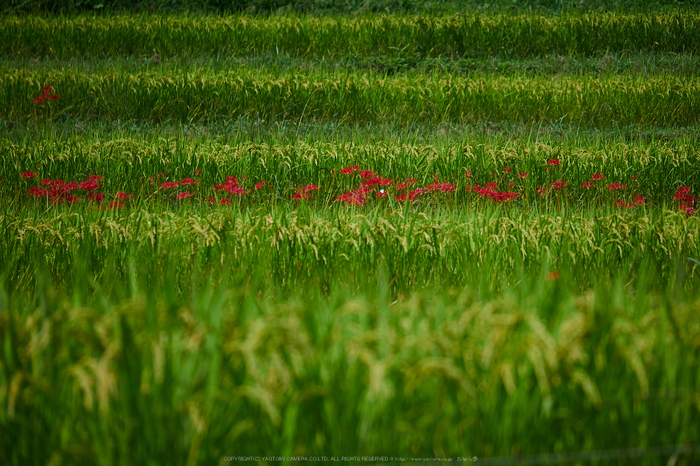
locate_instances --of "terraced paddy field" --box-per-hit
[1,3,700,465]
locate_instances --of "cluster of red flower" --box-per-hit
[675,187,697,216]
[33,86,61,104]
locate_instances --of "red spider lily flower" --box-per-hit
[395,194,407,201]
[88,192,105,202]
[41,179,53,186]
[396,183,408,190]
[293,192,311,200]
[254,182,267,190]
[88,174,103,181]
[194,170,202,175]
[630,175,638,180]
[546,272,560,281]
[503,168,512,173]
[176,192,194,200]
[518,172,529,179]
[161,181,179,189]
[687,207,697,217]
[34,94,47,104]
[485,182,498,189]
[28,187,48,197]
[633,195,646,206]
[156,173,167,178]
[674,187,694,201]
[297,184,319,192]
[376,190,388,198]
[335,188,367,205]
[48,94,60,101]
[148,177,154,184]
[464,186,473,192]
[21,171,36,179]
[340,165,360,175]
[465,170,472,178]
[180,178,197,186]
[405,178,417,185]
[426,181,455,192]
[536,187,548,194]
[224,186,247,195]
[378,178,393,186]
[207,197,216,204]
[608,183,626,191]
[109,200,124,210]
[592,173,604,181]
[551,181,568,190]
[359,170,374,179]
[43,86,54,92]
[548,159,561,167]
[219,198,231,205]
[79,180,101,191]
[361,176,381,187]
[582,181,595,188]
[116,192,135,199]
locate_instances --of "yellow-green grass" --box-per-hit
[2,12,700,60]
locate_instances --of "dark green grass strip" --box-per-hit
[4,68,700,127]
[2,12,700,60]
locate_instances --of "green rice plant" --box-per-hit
[2,68,700,127]
[2,12,700,60]
[1,254,699,464]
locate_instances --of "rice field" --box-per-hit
[1,2,700,465]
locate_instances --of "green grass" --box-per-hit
[4,67,700,126]
[2,12,700,60]
[2,6,700,466]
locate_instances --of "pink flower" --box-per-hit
[536,187,548,194]
[465,170,472,178]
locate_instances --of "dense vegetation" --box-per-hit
[1,3,699,465]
